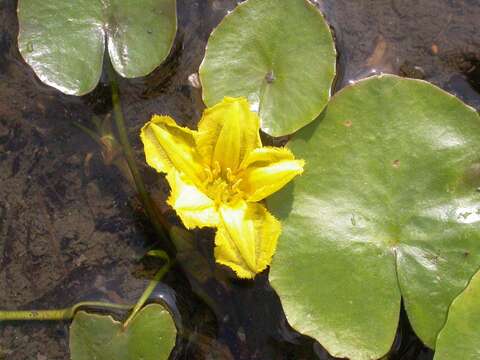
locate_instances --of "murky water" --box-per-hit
[1,0,479,359]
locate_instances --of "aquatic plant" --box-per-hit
[70,304,176,360]
[268,74,480,359]
[4,0,480,359]
[140,97,304,279]
[434,268,480,360]
[200,0,336,136]
[17,0,177,95]
[0,250,177,359]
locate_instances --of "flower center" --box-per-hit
[204,161,244,204]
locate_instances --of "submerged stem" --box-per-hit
[107,63,170,240]
[0,302,131,321]
[122,257,173,329]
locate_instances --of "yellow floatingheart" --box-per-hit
[140,97,304,279]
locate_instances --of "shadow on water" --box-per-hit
[1,0,479,359]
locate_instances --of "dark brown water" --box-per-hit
[1,0,479,359]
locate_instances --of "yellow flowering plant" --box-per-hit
[141,97,304,279]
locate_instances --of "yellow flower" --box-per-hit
[140,97,304,279]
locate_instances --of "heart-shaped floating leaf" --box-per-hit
[70,304,176,360]
[268,75,480,359]
[18,0,177,95]
[199,0,336,137]
[434,269,480,360]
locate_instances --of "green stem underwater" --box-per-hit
[0,302,131,321]
[107,62,170,240]
[122,257,173,329]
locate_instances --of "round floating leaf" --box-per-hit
[70,304,177,360]
[268,75,480,359]
[435,269,480,360]
[199,0,336,137]
[18,0,177,95]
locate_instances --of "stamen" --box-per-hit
[204,163,245,205]
[232,178,242,192]
[212,161,221,178]
[204,167,213,183]
[226,167,235,183]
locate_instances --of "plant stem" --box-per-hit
[106,63,170,240]
[122,258,173,329]
[0,302,131,321]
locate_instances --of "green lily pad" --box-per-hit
[70,304,177,360]
[434,269,480,360]
[18,0,177,95]
[268,75,480,359]
[199,0,336,137]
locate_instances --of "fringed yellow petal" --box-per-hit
[195,97,261,174]
[240,147,305,202]
[239,146,295,169]
[214,201,281,279]
[141,115,205,185]
[166,171,220,229]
